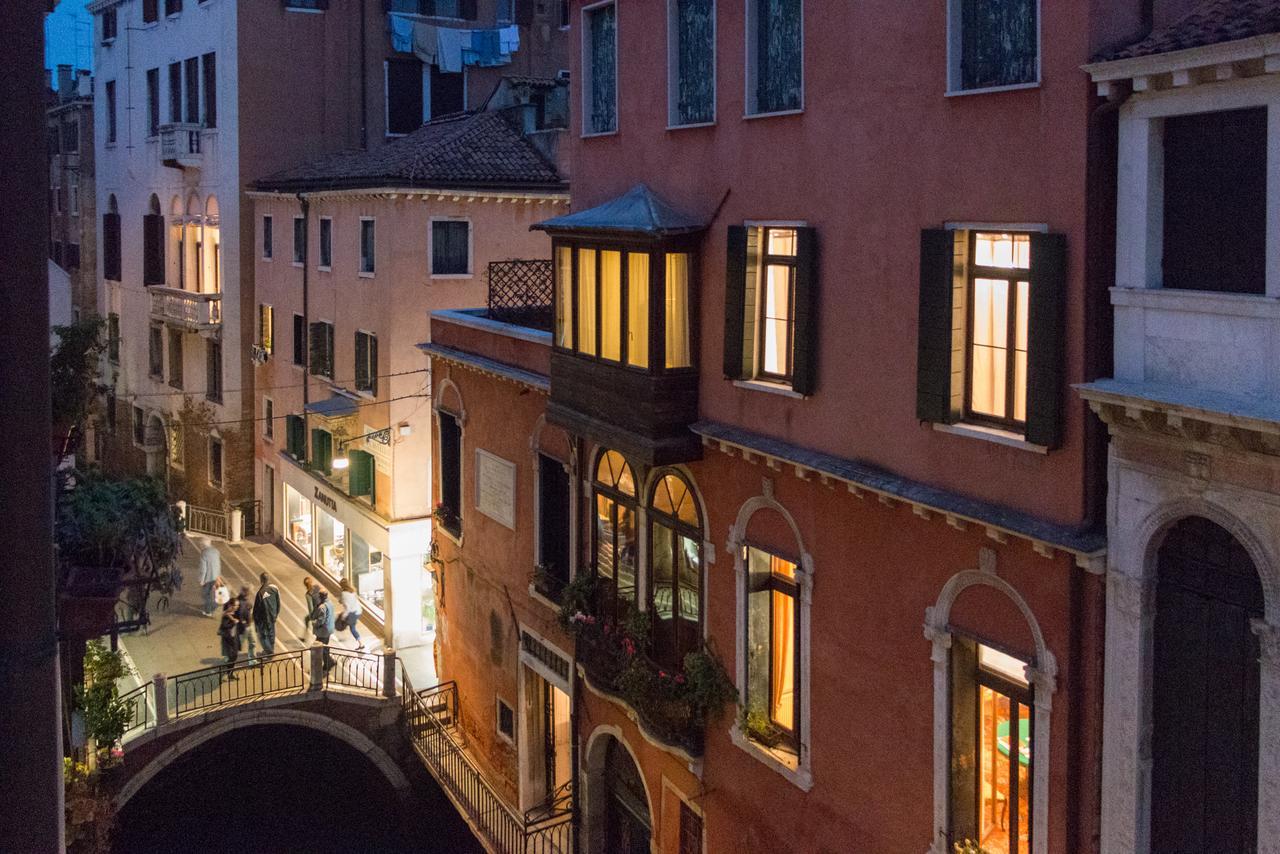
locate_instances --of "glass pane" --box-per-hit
[578,248,597,356]
[970,278,1009,419]
[555,246,572,347]
[974,232,1031,270]
[766,227,797,257]
[601,250,622,361]
[1014,280,1029,423]
[761,264,792,376]
[627,253,649,368]
[665,253,691,368]
[589,5,617,134]
[651,522,676,665]
[616,505,637,607]
[595,494,617,582]
[770,588,795,730]
[977,687,1032,854]
[676,0,715,125]
[746,548,772,719]
[677,535,701,654]
[756,0,802,113]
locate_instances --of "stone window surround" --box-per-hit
[1098,466,1280,854]
[580,725,654,853]
[922,567,1056,854]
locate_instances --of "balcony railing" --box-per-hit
[150,286,221,331]
[159,122,202,169]
[488,259,553,332]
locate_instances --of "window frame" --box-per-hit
[429,217,473,278]
[205,339,223,403]
[107,313,121,364]
[354,329,378,396]
[208,435,224,490]
[496,697,516,745]
[292,313,306,368]
[102,6,118,42]
[263,397,275,441]
[262,215,274,260]
[666,0,717,129]
[105,80,117,144]
[945,0,1042,97]
[436,409,464,538]
[148,323,164,378]
[581,0,619,138]
[744,0,805,118]
[318,216,333,271]
[963,231,1031,431]
[535,452,573,598]
[591,449,639,623]
[647,470,705,671]
[168,328,184,389]
[293,215,306,266]
[742,544,801,754]
[754,226,799,384]
[359,217,376,276]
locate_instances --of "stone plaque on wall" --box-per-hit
[475,449,516,529]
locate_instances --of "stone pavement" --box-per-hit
[116,535,437,694]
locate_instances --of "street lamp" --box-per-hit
[331,427,392,470]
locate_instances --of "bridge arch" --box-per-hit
[117,708,410,808]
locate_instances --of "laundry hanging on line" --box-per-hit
[389,15,521,72]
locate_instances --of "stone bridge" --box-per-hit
[108,647,572,854]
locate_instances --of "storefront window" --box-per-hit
[286,485,313,555]
[316,509,346,581]
[349,532,385,618]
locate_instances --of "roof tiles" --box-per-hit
[1099,0,1280,61]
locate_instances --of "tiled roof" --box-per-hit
[1098,0,1280,61]
[253,110,564,193]
[534,184,706,237]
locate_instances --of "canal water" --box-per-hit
[112,724,481,854]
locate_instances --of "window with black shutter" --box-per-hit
[354,331,378,395]
[107,314,120,364]
[669,0,715,126]
[386,58,424,136]
[348,450,375,501]
[293,314,306,366]
[205,340,222,403]
[431,220,470,276]
[438,411,462,536]
[105,80,117,143]
[286,414,306,458]
[208,437,224,489]
[915,228,1065,447]
[146,69,160,136]
[148,324,163,377]
[319,218,332,269]
[102,7,117,41]
[168,62,182,123]
[309,321,334,378]
[748,0,802,115]
[202,53,217,128]
[103,205,121,280]
[293,216,305,264]
[184,57,199,124]
[584,3,616,134]
[536,453,571,595]
[143,209,165,285]
[263,215,273,259]
[168,329,184,388]
[723,224,818,394]
[954,0,1038,91]
[360,219,376,273]
[263,398,274,440]
[143,0,158,24]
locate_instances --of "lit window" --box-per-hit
[627,253,649,368]
[555,245,572,348]
[593,450,637,620]
[600,250,622,361]
[577,248,597,356]
[967,232,1030,427]
[950,638,1032,854]
[744,547,799,753]
[648,471,703,669]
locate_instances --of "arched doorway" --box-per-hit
[603,736,651,854]
[1151,515,1264,851]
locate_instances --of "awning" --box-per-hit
[305,395,359,419]
[533,183,706,238]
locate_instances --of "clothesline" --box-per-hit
[388,14,521,73]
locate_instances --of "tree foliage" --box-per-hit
[51,315,105,435]
[72,641,131,752]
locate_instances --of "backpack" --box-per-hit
[334,612,349,632]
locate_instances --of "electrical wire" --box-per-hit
[149,387,432,430]
[122,367,429,399]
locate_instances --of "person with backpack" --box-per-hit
[310,589,336,672]
[338,579,365,652]
[252,572,281,656]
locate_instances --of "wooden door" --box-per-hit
[1151,516,1263,853]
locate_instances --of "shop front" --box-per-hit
[280,461,432,647]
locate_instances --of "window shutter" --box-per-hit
[1025,232,1067,449]
[311,429,332,473]
[143,214,165,285]
[349,450,374,498]
[514,0,534,25]
[326,324,335,377]
[309,322,324,375]
[289,415,306,458]
[916,229,959,423]
[103,213,121,280]
[354,332,367,389]
[369,335,379,396]
[790,227,819,396]
[723,225,747,380]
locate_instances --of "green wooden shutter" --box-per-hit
[311,429,332,473]
[348,450,374,499]
[368,334,378,396]
[309,322,323,376]
[790,227,819,396]
[326,323,335,378]
[1025,232,1067,449]
[287,415,305,458]
[917,229,959,423]
[723,225,748,379]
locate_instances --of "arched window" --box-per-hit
[593,450,637,620]
[648,471,702,668]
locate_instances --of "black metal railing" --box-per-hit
[325,648,383,693]
[171,649,308,716]
[118,681,153,740]
[488,259,553,332]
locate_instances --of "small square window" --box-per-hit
[496,698,515,743]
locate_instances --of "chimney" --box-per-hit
[77,70,91,98]
[44,69,52,93]
[56,64,72,97]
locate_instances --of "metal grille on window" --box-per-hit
[756,0,802,113]
[676,0,714,125]
[961,0,1037,90]
[589,5,617,133]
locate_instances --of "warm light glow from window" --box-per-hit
[665,253,691,368]
[1014,280,1028,423]
[555,245,572,348]
[974,232,1030,269]
[771,587,795,729]
[767,227,797,257]
[979,684,1031,854]
[601,251,622,362]
[578,248,597,356]
[627,253,649,368]
[979,644,1029,686]
[762,264,792,376]
[970,278,1008,418]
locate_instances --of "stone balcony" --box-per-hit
[159,122,203,170]
[150,286,221,333]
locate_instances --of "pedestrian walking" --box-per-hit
[300,576,321,643]
[310,590,336,673]
[218,600,240,679]
[252,572,281,656]
[235,586,255,661]
[197,537,222,617]
[338,579,365,652]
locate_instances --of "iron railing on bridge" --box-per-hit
[184,504,229,539]
[403,680,573,854]
[172,649,309,716]
[487,260,553,332]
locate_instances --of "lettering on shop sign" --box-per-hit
[313,486,338,513]
[475,449,516,530]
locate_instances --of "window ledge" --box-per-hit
[430,273,473,281]
[743,108,804,121]
[729,724,812,791]
[291,261,303,269]
[528,584,561,615]
[666,120,716,131]
[944,80,1040,98]
[932,421,1047,454]
[733,379,804,399]
[358,271,375,279]
[434,520,463,548]
[317,265,332,273]
[581,129,618,139]
[263,256,273,262]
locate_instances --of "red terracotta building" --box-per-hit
[431,2,1155,853]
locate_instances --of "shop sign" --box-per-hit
[475,449,516,529]
[313,486,339,513]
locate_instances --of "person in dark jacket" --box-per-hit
[252,572,281,656]
[300,576,321,643]
[234,586,254,661]
[218,601,240,679]
[310,590,336,672]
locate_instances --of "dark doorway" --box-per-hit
[113,724,480,854]
[1151,516,1263,852]
[603,737,650,854]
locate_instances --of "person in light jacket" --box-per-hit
[339,579,365,652]
[252,572,281,656]
[197,538,222,617]
[310,590,336,672]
